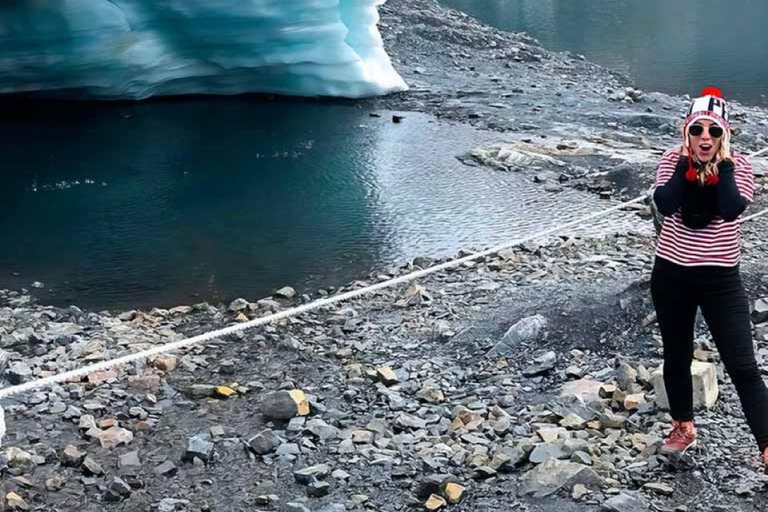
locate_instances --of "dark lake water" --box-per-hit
[0,99,644,310]
[440,0,768,107]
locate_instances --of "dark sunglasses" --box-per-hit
[688,124,724,138]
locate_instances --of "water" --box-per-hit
[439,0,768,107]
[0,99,644,310]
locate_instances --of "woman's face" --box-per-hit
[689,119,723,162]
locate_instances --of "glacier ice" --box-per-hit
[0,0,408,100]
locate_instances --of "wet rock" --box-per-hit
[227,298,249,312]
[275,286,296,299]
[653,362,718,410]
[183,434,214,464]
[261,390,310,419]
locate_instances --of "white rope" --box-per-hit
[1,147,767,400]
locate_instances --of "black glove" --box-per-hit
[680,160,717,229]
[717,158,735,177]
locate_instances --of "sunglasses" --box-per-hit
[688,124,724,138]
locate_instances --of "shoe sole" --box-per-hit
[659,439,697,456]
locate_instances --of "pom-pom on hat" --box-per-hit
[683,86,730,147]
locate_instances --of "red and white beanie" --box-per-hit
[683,86,730,148]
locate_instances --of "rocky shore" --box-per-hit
[3,1,768,511]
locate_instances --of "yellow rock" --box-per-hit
[215,386,237,398]
[289,389,311,416]
[443,482,466,504]
[5,492,30,511]
[425,494,447,510]
[376,367,399,386]
[235,313,249,323]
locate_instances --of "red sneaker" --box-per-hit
[659,420,696,455]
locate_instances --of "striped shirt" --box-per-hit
[654,147,755,267]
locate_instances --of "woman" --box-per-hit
[651,87,768,469]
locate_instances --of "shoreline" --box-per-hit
[3,0,768,510]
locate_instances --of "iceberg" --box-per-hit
[0,0,407,100]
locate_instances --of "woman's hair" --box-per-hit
[679,123,732,186]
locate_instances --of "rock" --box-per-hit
[425,494,447,510]
[753,298,768,324]
[601,491,650,512]
[184,384,217,399]
[394,412,427,431]
[572,483,589,500]
[652,362,718,410]
[158,498,191,512]
[98,427,134,449]
[307,481,331,497]
[519,458,603,498]
[615,363,637,390]
[154,460,178,477]
[150,355,178,373]
[643,482,674,495]
[261,390,310,419]
[227,298,249,312]
[82,455,104,476]
[105,476,132,502]
[523,351,557,376]
[376,367,399,386]
[488,315,548,357]
[183,434,214,464]
[599,384,617,398]
[443,482,466,504]
[529,443,566,464]
[215,386,237,398]
[623,393,646,410]
[45,473,66,491]
[294,463,331,484]
[561,379,603,404]
[62,445,86,466]
[4,492,31,511]
[118,451,142,475]
[599,412,627,429]
[6,362,32,384]
[248,429,281,455]
[417,386,445,404]
[275,286,296,299]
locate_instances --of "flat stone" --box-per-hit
[154,460,178,477]
[529,443,566,464]
[560,379,603,404]
[643,482,674,495]
[294,463,331,484]
[652,362,718,410]
[523,351,557,377]
[376,367,399,386]
[307,481,331,497]
[444,482,466,504]
[98,427,134,449]
[82,456,104,476]
[425,494,447,510]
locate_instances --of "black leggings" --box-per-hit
[651,256,768,452]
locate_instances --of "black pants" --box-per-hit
[651,256,768,452]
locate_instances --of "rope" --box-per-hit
[1,147,767,400]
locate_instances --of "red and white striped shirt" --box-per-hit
[654,147,755,267]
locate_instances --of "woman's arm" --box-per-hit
[653,155,689,216]
[715,159,747,221]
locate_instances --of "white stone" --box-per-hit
[652,362,718,410]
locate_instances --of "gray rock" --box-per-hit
[488,315,548,357]
[248,429,280,454]
[183,434,214,464]
[154,460,178,477]
[307,480,331,497]
[6,362,32,384]
[615,363,638,390]
[529,443,566,464]
[519,458,603,498]
[62,445,86,466]
[294,463,331,484]
[601,491,650,512]
[523,351,557,377]
[82,455,104,476]
[753,298,768,324]
[105,476,132,501]
[157,498,191,512]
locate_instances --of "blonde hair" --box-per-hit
[680,123,732,186]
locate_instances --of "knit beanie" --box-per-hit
[683,86,730,148]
